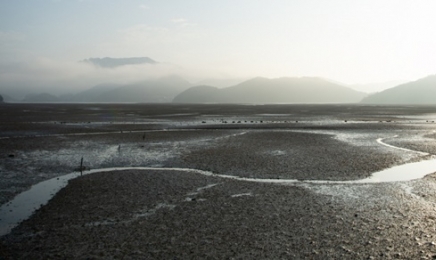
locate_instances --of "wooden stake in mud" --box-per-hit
[80,157,83,176]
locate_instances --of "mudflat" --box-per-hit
[1,103,436,258]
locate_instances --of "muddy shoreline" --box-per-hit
[3,170,436,259]
[1,103,436,258]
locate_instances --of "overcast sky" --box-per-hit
[1,0,436,95]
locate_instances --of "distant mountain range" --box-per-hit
[194,78,247,88]
[22,76,191,103]
[361,75,436,104]
[91,76,190,103]
[0,93,15,102]
[8,70,436,104]
[23,93,59,103]
[349,80,408,94]
[82,57,157,68]
[173,77,367,104]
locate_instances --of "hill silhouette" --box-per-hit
[23,93,60,103]
[173,77,366,104]
[21,76,191,103]
[92,76,191,103]
[361,75,436,104]
[73,83,121,102]
[0,94,16,102]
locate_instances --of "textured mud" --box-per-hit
[3,171,436,259]
[1,103,436,259]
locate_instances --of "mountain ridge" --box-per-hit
[21,76,191,103]
[361,75,436,104]
[173,77,367,104]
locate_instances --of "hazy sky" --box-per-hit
[1,0,436,95]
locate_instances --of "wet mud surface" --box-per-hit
[4,171,436,259]
[1,103,436,258]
